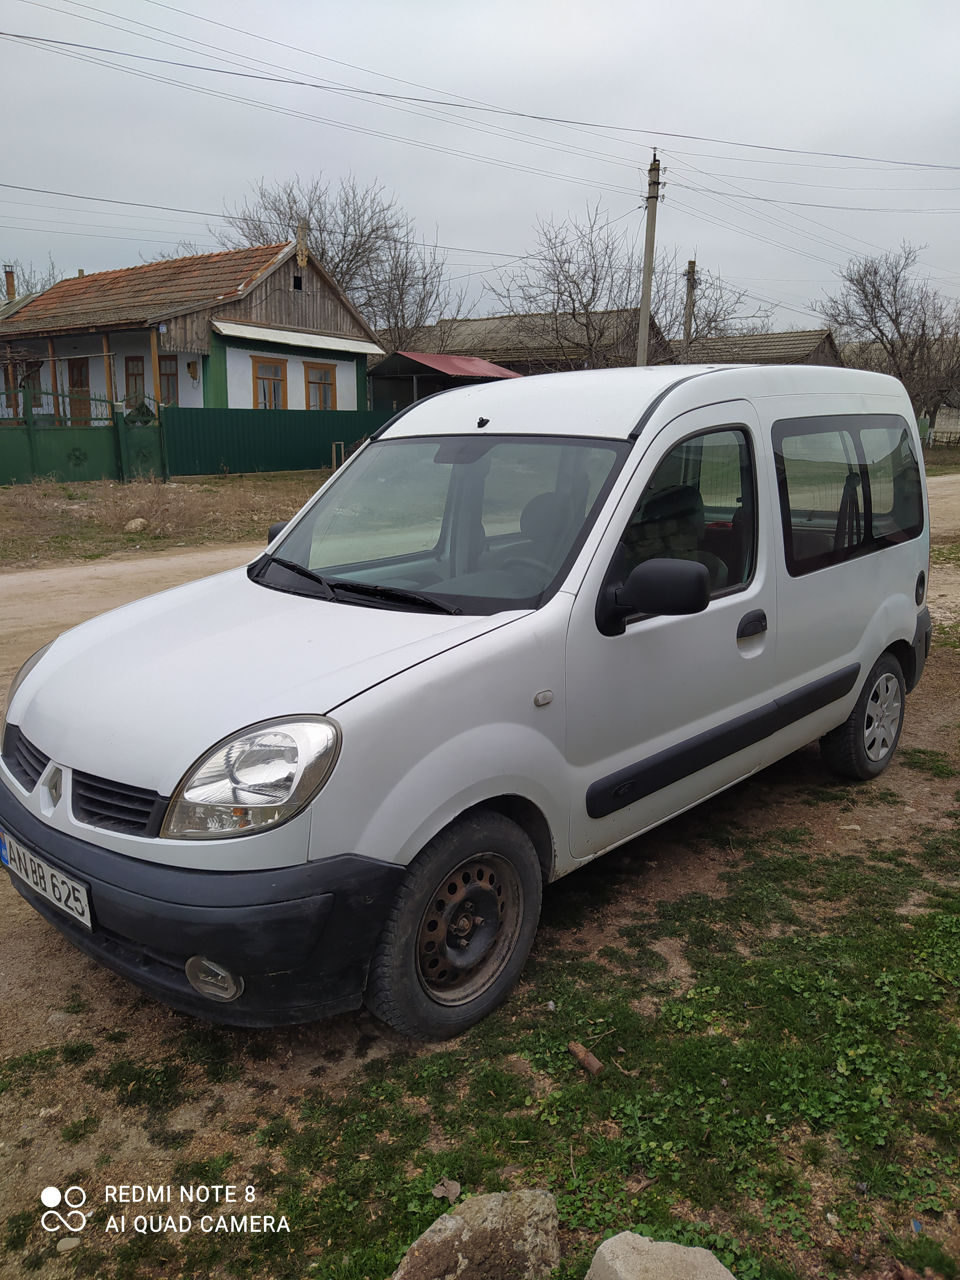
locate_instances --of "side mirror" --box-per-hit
[596,558,711,636]
[267,521,288,544]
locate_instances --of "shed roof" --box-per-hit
[677,329,840,365]
[373,351,522,379]
[0,243,290,337]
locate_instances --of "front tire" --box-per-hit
[820,653,905,780]
[365,812,542,1039]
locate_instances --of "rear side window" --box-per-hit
[773,415,923,576]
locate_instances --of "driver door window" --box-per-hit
[614,427,756,596]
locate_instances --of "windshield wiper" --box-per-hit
[262,555,337,600]
[329,579,462,615]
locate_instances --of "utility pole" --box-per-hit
[683,258,697,357]
[635,150,661,366]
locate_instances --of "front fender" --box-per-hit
[313,722,569,874]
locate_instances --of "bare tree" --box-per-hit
[815,243,960,428]
[490,206,766,369]
[652,250,770,346]
[143,240,203,262]
[365,231,470,354]
[8,255,64,295]
[214,175,460,349]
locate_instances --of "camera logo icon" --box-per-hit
[40,1186,88,1233]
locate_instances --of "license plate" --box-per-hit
[1,830,92,930]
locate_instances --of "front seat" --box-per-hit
[516,492,569,567]
[628,485,728,591]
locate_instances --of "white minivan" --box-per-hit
[0,365,930,1038]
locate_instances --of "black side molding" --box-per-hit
[586,662,861,819]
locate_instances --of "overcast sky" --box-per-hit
[3,0,959,330]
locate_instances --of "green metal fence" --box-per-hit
[160,407,392,477]
[0,392,165,484]
[0,400,394,485]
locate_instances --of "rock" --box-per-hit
[586,1232,736,1280]
[392,1190,558,1280]
[56,1238,82,1254]
[124,517,148,533]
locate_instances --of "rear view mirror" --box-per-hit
[268,521,288,544]
[596,558,710,636]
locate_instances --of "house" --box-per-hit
[368,350,521,413]
[408,310,673,375]
[0,243,383,424]
[676,329,841,367]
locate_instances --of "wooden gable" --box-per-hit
[161,253,374,355]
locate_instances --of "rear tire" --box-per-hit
[820,653,905,780]
[365,812,542,1039]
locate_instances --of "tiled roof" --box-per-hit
[412,311,671,364]
[0,244,291,336]
[678,329,839,365]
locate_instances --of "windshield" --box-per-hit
[254,434,629,614]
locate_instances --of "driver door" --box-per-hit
[564,402,778,861]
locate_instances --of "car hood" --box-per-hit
[11,567,523,794]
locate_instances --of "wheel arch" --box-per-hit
[456,795,555,884]
[886,637,916,692]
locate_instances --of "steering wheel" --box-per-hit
[502,556,554,576]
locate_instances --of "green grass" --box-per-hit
[899,747,958,778]
[86,1057,183,1113]
[60,1115,100,1144]
[99,821,954,1280]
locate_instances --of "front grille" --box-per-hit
[72,770,167,836]
[1,725,50,791]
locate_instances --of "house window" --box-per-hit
[125,355,145,407]
[304,362,337,412]
[159,355,179,405]
[252,357,287,410]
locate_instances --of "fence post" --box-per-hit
[157,405,170,481]
[113,405,130,482]
[23,388,39,478]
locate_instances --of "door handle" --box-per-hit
[737,609,767,640]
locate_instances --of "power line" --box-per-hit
[0,181,523,260]
[671,181,960,214]
[7,22,960,172]
[2,36,642,200]
[13,4,649,173]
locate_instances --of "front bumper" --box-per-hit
[0,779,404,1026]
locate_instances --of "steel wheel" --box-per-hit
[365,812,542,1039]
[416,854,523,1007]
[863,671,902,763]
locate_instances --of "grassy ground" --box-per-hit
[922,445,960,477]
[3,714,960,1279]
[0,473,329,568]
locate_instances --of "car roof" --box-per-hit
[377,364,908,442]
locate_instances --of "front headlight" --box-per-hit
[161,716,341,840]
[3,641,54,736]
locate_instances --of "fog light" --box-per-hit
[185,956,244,1002]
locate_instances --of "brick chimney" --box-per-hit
[3,264,14,301]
